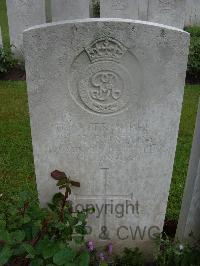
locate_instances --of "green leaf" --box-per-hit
[99,262,108,266]
[12,244,26,256]
[73,235,84,245]
[0,215,5,220]
[48,203,57,211]
[57,179,68,187]
[0,245,12,266]
[52,193,65,205]
[53,248,76,265]
[0,218,6,230]
[42,242,60,259]
[22,243,36,259]
[77,213,87,223]
[77,250,90,266]
[86,207,95,214]
[75,225,87,235]
[11,230,25,243]
[0,230,10,243]
[35,238,50,255]
[22,214,31,224]
[23,226,32,240]
[68,216,78,226]
[30,258,44,266]
[55,222,66,231]
[59,185,68,190]
[8,206,18,216]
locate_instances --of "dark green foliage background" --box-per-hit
[185,26,200,82]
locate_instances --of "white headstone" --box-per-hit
[51,0,90,21]
[147,0,186,29]
[100,0,148,20]
[177,101,200,243]
[0,27,3,48]
[185,0,200,26]
[139,0,149,20]
[6,0,46,60]
[24,19,189,252]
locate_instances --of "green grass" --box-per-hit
[0,81,200,220]
[0,81,37,211]
[167,85,200,220]
[0,0,10,51]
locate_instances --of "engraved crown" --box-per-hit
[85,38,127,63]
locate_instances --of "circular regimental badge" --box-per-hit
[69,38,135,115]
[78,61,130,114]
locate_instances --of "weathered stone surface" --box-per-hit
[0,27,3,48]
[100,0,148,20]
[100,0,186,28]
[177,101,200,243]
[24,19,189,252]
[148,0,186,29]
[51,0,89,21]
[6,0,46,60]
[185,0,200,26]
[139,0,149,20]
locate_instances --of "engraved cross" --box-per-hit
[73,168,133,201]
[73,168,133,239]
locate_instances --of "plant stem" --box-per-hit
[60,188,69,222]
[30,219,49,247]
[0,240,5,245]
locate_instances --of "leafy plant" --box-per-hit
[185,26,200,83]
[1,169,200,266]
[87,241,114,266]
[0,47,16,74]
[92,0,100,17]
[0,170,92,266]
[155,235,200,266]
[185,26,200,38]
[187,37,200,82]
[114,248,145,266]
